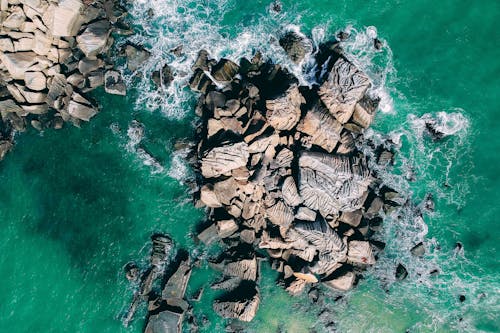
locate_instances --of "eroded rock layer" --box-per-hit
[189,38,398,322]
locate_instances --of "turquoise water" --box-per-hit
[1,1,499,332]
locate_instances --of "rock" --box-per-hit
[0,99,24,113]
[0,140,13,161]
[125,43,150,72]
[189,69,213,93]
[3,6,26,29]
[124,262,139,282]
[293,272,318,283]
[240,229,255,244]
[339,210,362,227]
[201,142,249,178]
[324,271,356,291]
[24,71,46,91]
[192,49,210,71]
[319,58,371,124]
[0,52,37,80]
[31,119,43,131]
[211,59,239,83]
[144,310,183,333]
[279,30,312,64]
[199,184,222,208]
[298,152,372,215]
[295,206,316,221]
[297,102,342,152]
[347,241,375,265]
[68,100,97,121]
[395,263,408,280]
[152,64,174,88]
[78,57,102,76]
[52,0,84,37]
[266,200,294,229]
[282,176,302,207]
[76,20,111,57]
[198,223,219,245]
[216,219,238,238]
[213,283,259,322]
[223,258,258,281]
[0,38,15,52]
[352,95,379,128]
[459,295,466,302]
[104,70,126,95]
[162,259,191,300]
[265,84,304,131]
[286,278,306,296]
[410,242,425,257]
[308,288,319,302]
[150,234,173,267]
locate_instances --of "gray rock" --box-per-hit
[211,58,239,83]
[125,43,150,72]
[319,58,371,124]
[24,71,46,91]
[68,100,97,121]
[52,0,85,37]
[265,84,304,131]
[104,70,126,95]
[76,20,111,57]
[201,142,249,178]
[279,30,313,64]
[297,102,342,152]
[0,140,13,161]
[144,310,183,333]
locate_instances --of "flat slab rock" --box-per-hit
[201,142,249,178]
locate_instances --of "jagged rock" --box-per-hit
[213,284,259,322]
[297,102,342,152]
[223,258,258,281]
[240,229,255,244]
[282,176,303,207]
[189,69,213,93]
[352,95,379,128]
[265,84,304,131]
[198,224,219,245]
[68,100,97,121]
[199,184,222,208]
[152,64,174,88]
[78,57,102,76]
[3,6,26,29]
[217,219,238,238]
[104,70,126,95]
[0,38,15,52]
[125,43,150,72]
[347,240,375,265]
[279,30,312,64]
[24,71,46,91]
[286,278,307,295]
[298,152,372,215]
[319,58,371,124]
[293,272,318,283]
[162,259,191,300]
[76,20,111,57]
[295,206,316,221]
[211,59,239,83]
[150,234,173,266]
[144,310,183,333]
[410,242,425,257]
[201,142,249,178]
[52,0,85,36]
[266,200,294,228]
[324,271,356,291]
[339,210,362,227]
[395,263,408,280]
[0,52,37,80]
[192,49,210,71]
[0,99,24,113]
[0,140,13,161]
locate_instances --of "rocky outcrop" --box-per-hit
[189,40,398,321]
[0,0,128,161]
[279,30,312,64]
[124,236,193,333]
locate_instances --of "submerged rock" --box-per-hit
[279,30,313,64]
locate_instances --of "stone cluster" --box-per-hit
[0,0,129,160]
[124,235,193,333]
[190,35,400,322]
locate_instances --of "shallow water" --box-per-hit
[0,1,499,332]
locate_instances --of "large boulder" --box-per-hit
[0,52,37,80]
[201,142,249,178]
[76,20,111,58]
[298,152,372,215]
[125,43,151,72]
[51,0,85,37]
[68,100,97,121]
[265,84,304,131]
[319,58,371,124]
[144,310,183,333]
[297,102,343,152]
[279,30,313,64]
[213,282,260,322]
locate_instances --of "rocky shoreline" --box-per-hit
[188,31,402,323]
[0,0,130,160]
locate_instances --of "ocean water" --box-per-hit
[0,1,499,332]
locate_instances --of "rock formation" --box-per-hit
[189,35,401,322]
[0,0,129,161]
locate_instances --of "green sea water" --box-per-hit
[0,1,499,332]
